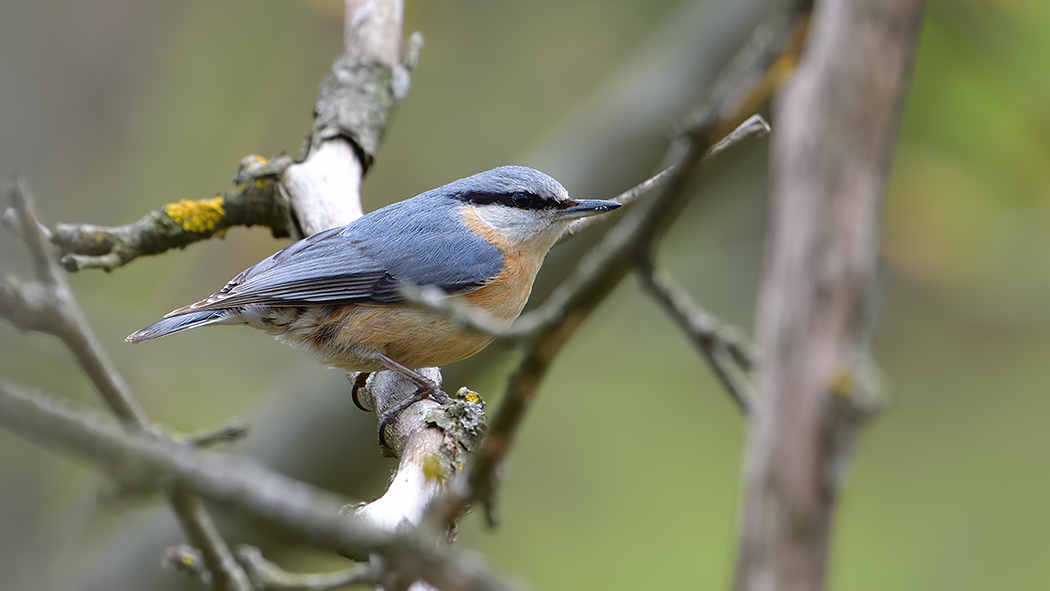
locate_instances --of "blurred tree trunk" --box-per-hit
[734,0,925,589]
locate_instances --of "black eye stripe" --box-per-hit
[461,192,573,210]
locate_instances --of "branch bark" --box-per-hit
[734,0,925,589]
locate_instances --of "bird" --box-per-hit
[128,166,620,439]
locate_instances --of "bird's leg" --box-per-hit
[370,352,451,448]
[371,352,451,403]
[349,372,371,412]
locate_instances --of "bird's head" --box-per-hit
[443,165,621,252]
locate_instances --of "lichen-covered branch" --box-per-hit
[50,155,294,272]
[733,0,925,589]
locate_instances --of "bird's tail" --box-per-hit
[126,310,230,343]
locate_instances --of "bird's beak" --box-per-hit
[557,199,622,220]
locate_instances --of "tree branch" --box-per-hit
[733,0,925,589]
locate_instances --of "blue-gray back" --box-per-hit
[180,192,504,312]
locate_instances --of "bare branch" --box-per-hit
[558,166,675,241]
[636,261,754,413]
[185,418,251,449]
[706,113,772,159]
[733,0,925,589]
[560,114,771,242]
[344,0,403,65]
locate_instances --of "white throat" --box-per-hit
[470,204,567,251]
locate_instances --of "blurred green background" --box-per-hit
[1,0,1049,589]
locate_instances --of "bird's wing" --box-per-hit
[167,200,504,315]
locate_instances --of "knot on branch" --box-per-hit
[425,388,487,456]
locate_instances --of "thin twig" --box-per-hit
[238,545,381,591]
[559,166,675,241]
[167,545,382,591]
[636,260,754,413]
[560,114,771,242]
[185,418,251,449]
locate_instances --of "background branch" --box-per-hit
[636,259,754,413]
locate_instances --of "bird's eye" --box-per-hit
[512,192,531,208]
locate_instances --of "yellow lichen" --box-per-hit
[180,553,196,567]
[422,453,446,482]
[829,366,854,397]
[164,196,226,233]
[464,391,481,403]
[254,178,270,189]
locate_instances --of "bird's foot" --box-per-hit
[377,382,450,448]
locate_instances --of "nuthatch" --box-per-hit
[128,166,619,434]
